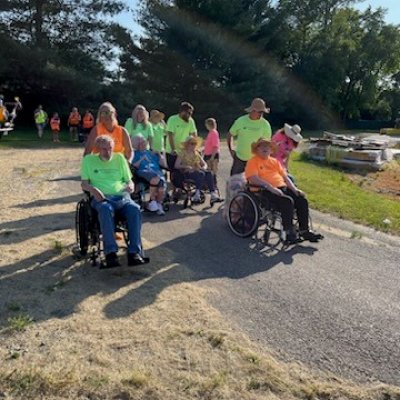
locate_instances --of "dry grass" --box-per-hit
[0,147,399,400]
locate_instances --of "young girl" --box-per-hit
[203,118,220,185]
[271,123,303,171]
[50,112,61,143]
[175,136,222,205]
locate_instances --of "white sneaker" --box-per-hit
[147,200,158,212]
[157,202,165,215]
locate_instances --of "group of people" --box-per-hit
[80,97,323,268]
[34,106,95,142]
[0,96,22,130]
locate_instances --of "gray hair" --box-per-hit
[131,134,147,149]
[95,135,114,148]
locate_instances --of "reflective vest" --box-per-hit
[50,118,60,131]
[35,110,47,124]
[68,112,81,126]
[94,123,125,154]
[83,114,94,129]
[0,106,7,122]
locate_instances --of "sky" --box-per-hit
[116,0,400,33]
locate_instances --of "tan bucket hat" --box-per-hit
[245,98,270,113]
[149,109,165,122]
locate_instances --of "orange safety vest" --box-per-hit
[50,118,60,131]
[94,123,125,154]
[68,112,81,126]
[82,114,94,129]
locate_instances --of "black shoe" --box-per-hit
[127,253,149,266]
[300,230,324,242]
[284,231,299,245]
[102,252,121,269]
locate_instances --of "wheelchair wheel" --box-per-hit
[76,198,90,256]
[228,191,259,237]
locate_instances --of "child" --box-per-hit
[271,123,303,172]
[50,112,61,143]
[203,118,220,185]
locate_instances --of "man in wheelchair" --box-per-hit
[81,135,148,268]
[245,138,323,245]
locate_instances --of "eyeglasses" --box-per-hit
[100,110,114,116]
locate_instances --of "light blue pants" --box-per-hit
[91,194,142,255]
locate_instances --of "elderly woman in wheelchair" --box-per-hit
[174,136,222,206]
[79,135,149,269]
[228,138,323,245]
[131,134,167,215]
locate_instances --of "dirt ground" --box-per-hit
[1,147,399,399]
[347,162,400,199]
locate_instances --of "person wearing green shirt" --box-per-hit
[81,135,148,269]
[124,104,154,149]
[166,102,197,156]
[149,109,167,152]
[34,105,48,138]
[227,98,272,175]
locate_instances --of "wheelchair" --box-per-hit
[130,166,170,213]
[227,186,311,247]
[75,194,130,267]
[166,153,221,209]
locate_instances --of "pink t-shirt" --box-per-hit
[203,129,220,156]
[271,129,296,170]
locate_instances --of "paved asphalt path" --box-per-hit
[141,145,400,386]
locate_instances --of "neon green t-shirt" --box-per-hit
[81,153,132,195]
[124,118,154,141]
[35,110,47,124]
[151,122,166,152]
[166,114,197,151]
[229,115,272,161]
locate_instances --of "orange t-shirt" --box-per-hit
[94,123,125,154]
[245,155,286,188]
[68,112,81,126]
[50,118,60,131]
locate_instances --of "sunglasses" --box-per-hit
[100,110,114,116]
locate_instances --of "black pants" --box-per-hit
[230,154,247,176]
[262,187,309,231]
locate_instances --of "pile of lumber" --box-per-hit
[306,132,395,170]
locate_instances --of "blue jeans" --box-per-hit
[91,194,142,255]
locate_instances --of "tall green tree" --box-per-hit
[0,0,127,118]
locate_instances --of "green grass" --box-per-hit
[6,314,34,332]
[290,152,400,234]
[0,127,82,149]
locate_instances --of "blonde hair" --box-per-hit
[205,118,217,130]
[96,102,118,126]
[132,104,150,129]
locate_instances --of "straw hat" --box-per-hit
[182,135,202,149]
[149,109,165,122]
[245,98,270,113]
[284,123,303,143]
[251,138,275,154]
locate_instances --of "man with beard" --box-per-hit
[166,102,197,156]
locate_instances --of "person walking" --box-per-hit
[227,98,272,175]
[81,110,95,142]
[50,112,61,143]
[34,105,48,138]
[124,105,153,149]
[68,107,81,142]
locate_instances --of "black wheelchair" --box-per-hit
[227,186,313,248]
[75,194,132,268]
[166,153,222,209]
